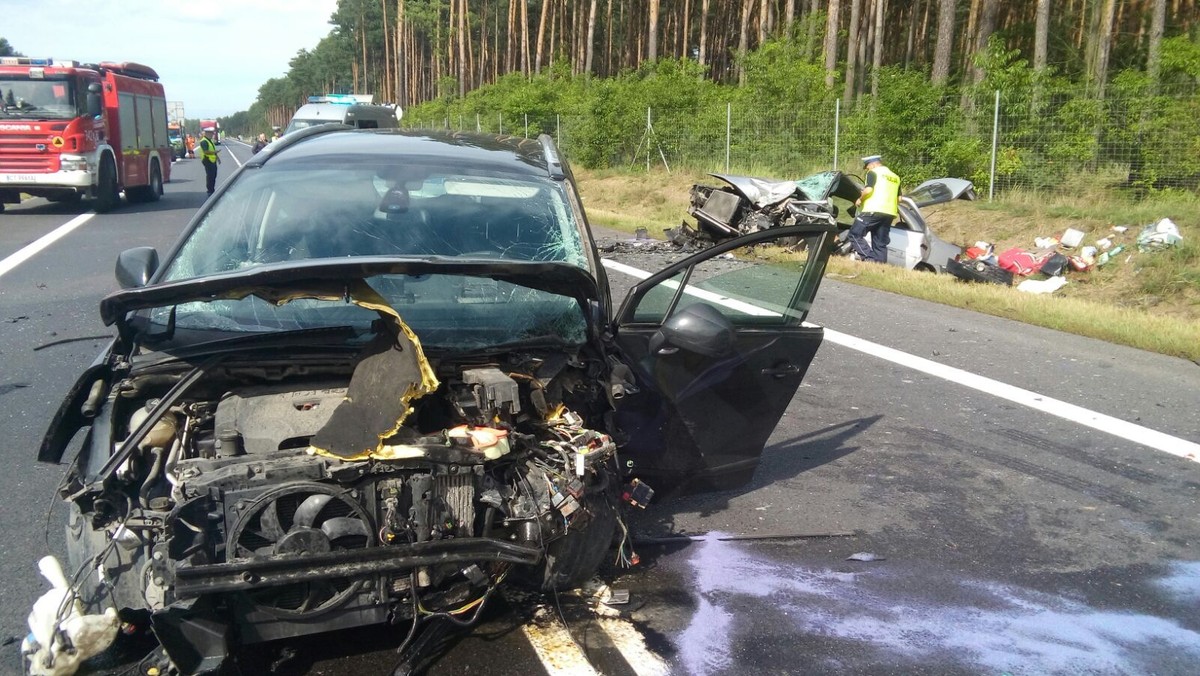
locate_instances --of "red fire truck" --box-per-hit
[199,119,220,144]
[0,57,172,213]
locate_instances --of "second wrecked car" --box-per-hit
[29,128,837,674]
[687,171,976,272]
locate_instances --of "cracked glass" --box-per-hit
[151,158,590,348]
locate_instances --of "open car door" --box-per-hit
[611,224,836,493]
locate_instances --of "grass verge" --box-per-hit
[577,169,1200,363]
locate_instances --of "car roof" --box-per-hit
[261,128,557,179]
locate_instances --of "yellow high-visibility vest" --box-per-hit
[861,165,900,217]
[198,137,218,163]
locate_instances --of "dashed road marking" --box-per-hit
[602,257,1200,463]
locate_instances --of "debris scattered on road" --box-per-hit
[846,552,886,562]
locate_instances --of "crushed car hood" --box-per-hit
[708,173,803,207]
[99,257,604,331]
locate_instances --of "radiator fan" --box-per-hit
[229,483,373,617]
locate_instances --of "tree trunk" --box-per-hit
[535,0,550,72]
[931,0,955,84]
[682,0,692,59]
[649,0,661,61]
[1091,0,1117,98]
[824,0,842,88]
[1147,0,1166,90]
[759,0,769,44]
[521,0,530,74]
[699,0,711,65]
[843,0,862,103]
[606,0,614,75]
[803,0,819,60]
[960,0,979,81]
[1034,0,1050,72]
[738,0,754,84]
[971,0,998,85]
[870,0,884,96]
[584,0,599,73]
[785,0,796,34]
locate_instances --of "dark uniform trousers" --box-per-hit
[848,211,894,263]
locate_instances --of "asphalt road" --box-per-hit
[1,141,1198,675]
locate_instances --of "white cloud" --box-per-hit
[0,0,339,117]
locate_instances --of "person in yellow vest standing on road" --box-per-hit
[849,154,901,264]
[199,127,221,196]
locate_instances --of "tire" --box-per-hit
[530,488,618,592]
[93,154,121,213]
[127,162,162,203]
[128,162,163,204]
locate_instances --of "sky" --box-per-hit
[2,0,340,118]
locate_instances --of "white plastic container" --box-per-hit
[1060,228,1085,248]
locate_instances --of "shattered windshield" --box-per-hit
[0,77,79,119]
[795,171,838,201]
[153,156,591,349]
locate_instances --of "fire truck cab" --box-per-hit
[0,57,172,213]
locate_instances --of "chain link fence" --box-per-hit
[403,83,1200,199]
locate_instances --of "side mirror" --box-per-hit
[115,247,159,289]
[86,82,102,117]
[648,302,734,358]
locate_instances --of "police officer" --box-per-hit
[198,127,221,196]
[849,154,901,264]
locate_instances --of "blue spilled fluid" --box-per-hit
[672,535,1200,675]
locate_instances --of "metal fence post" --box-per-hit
[556,114,561,144]
[476,113,480,132]
[833,98,840,170]
[646,107,652,172]
[499,113,503,135]
[524,113,529,138]
[989,89,1000,201]
[725,102,731,173]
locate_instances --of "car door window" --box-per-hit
[622,232,826,328]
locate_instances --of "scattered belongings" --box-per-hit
[1017,276,1068,294]
[1137,218,1183,252]
[947,217,1185,294]
[1060,228,1085,248]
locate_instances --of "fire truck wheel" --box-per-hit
[129,162,163,203]
[94,155,121,213]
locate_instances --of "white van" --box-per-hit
[284,95,402,135]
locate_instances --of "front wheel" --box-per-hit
[93,155,121,213]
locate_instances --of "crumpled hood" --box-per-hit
[708,173,801,207]
[99,257,603,331]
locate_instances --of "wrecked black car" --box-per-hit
[688,171,975,272]
[29,127,836,675]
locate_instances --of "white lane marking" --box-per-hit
[601,257,1200,462]
[223,144,243,168]
[520,606,599,675]
[0,212,96,279]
